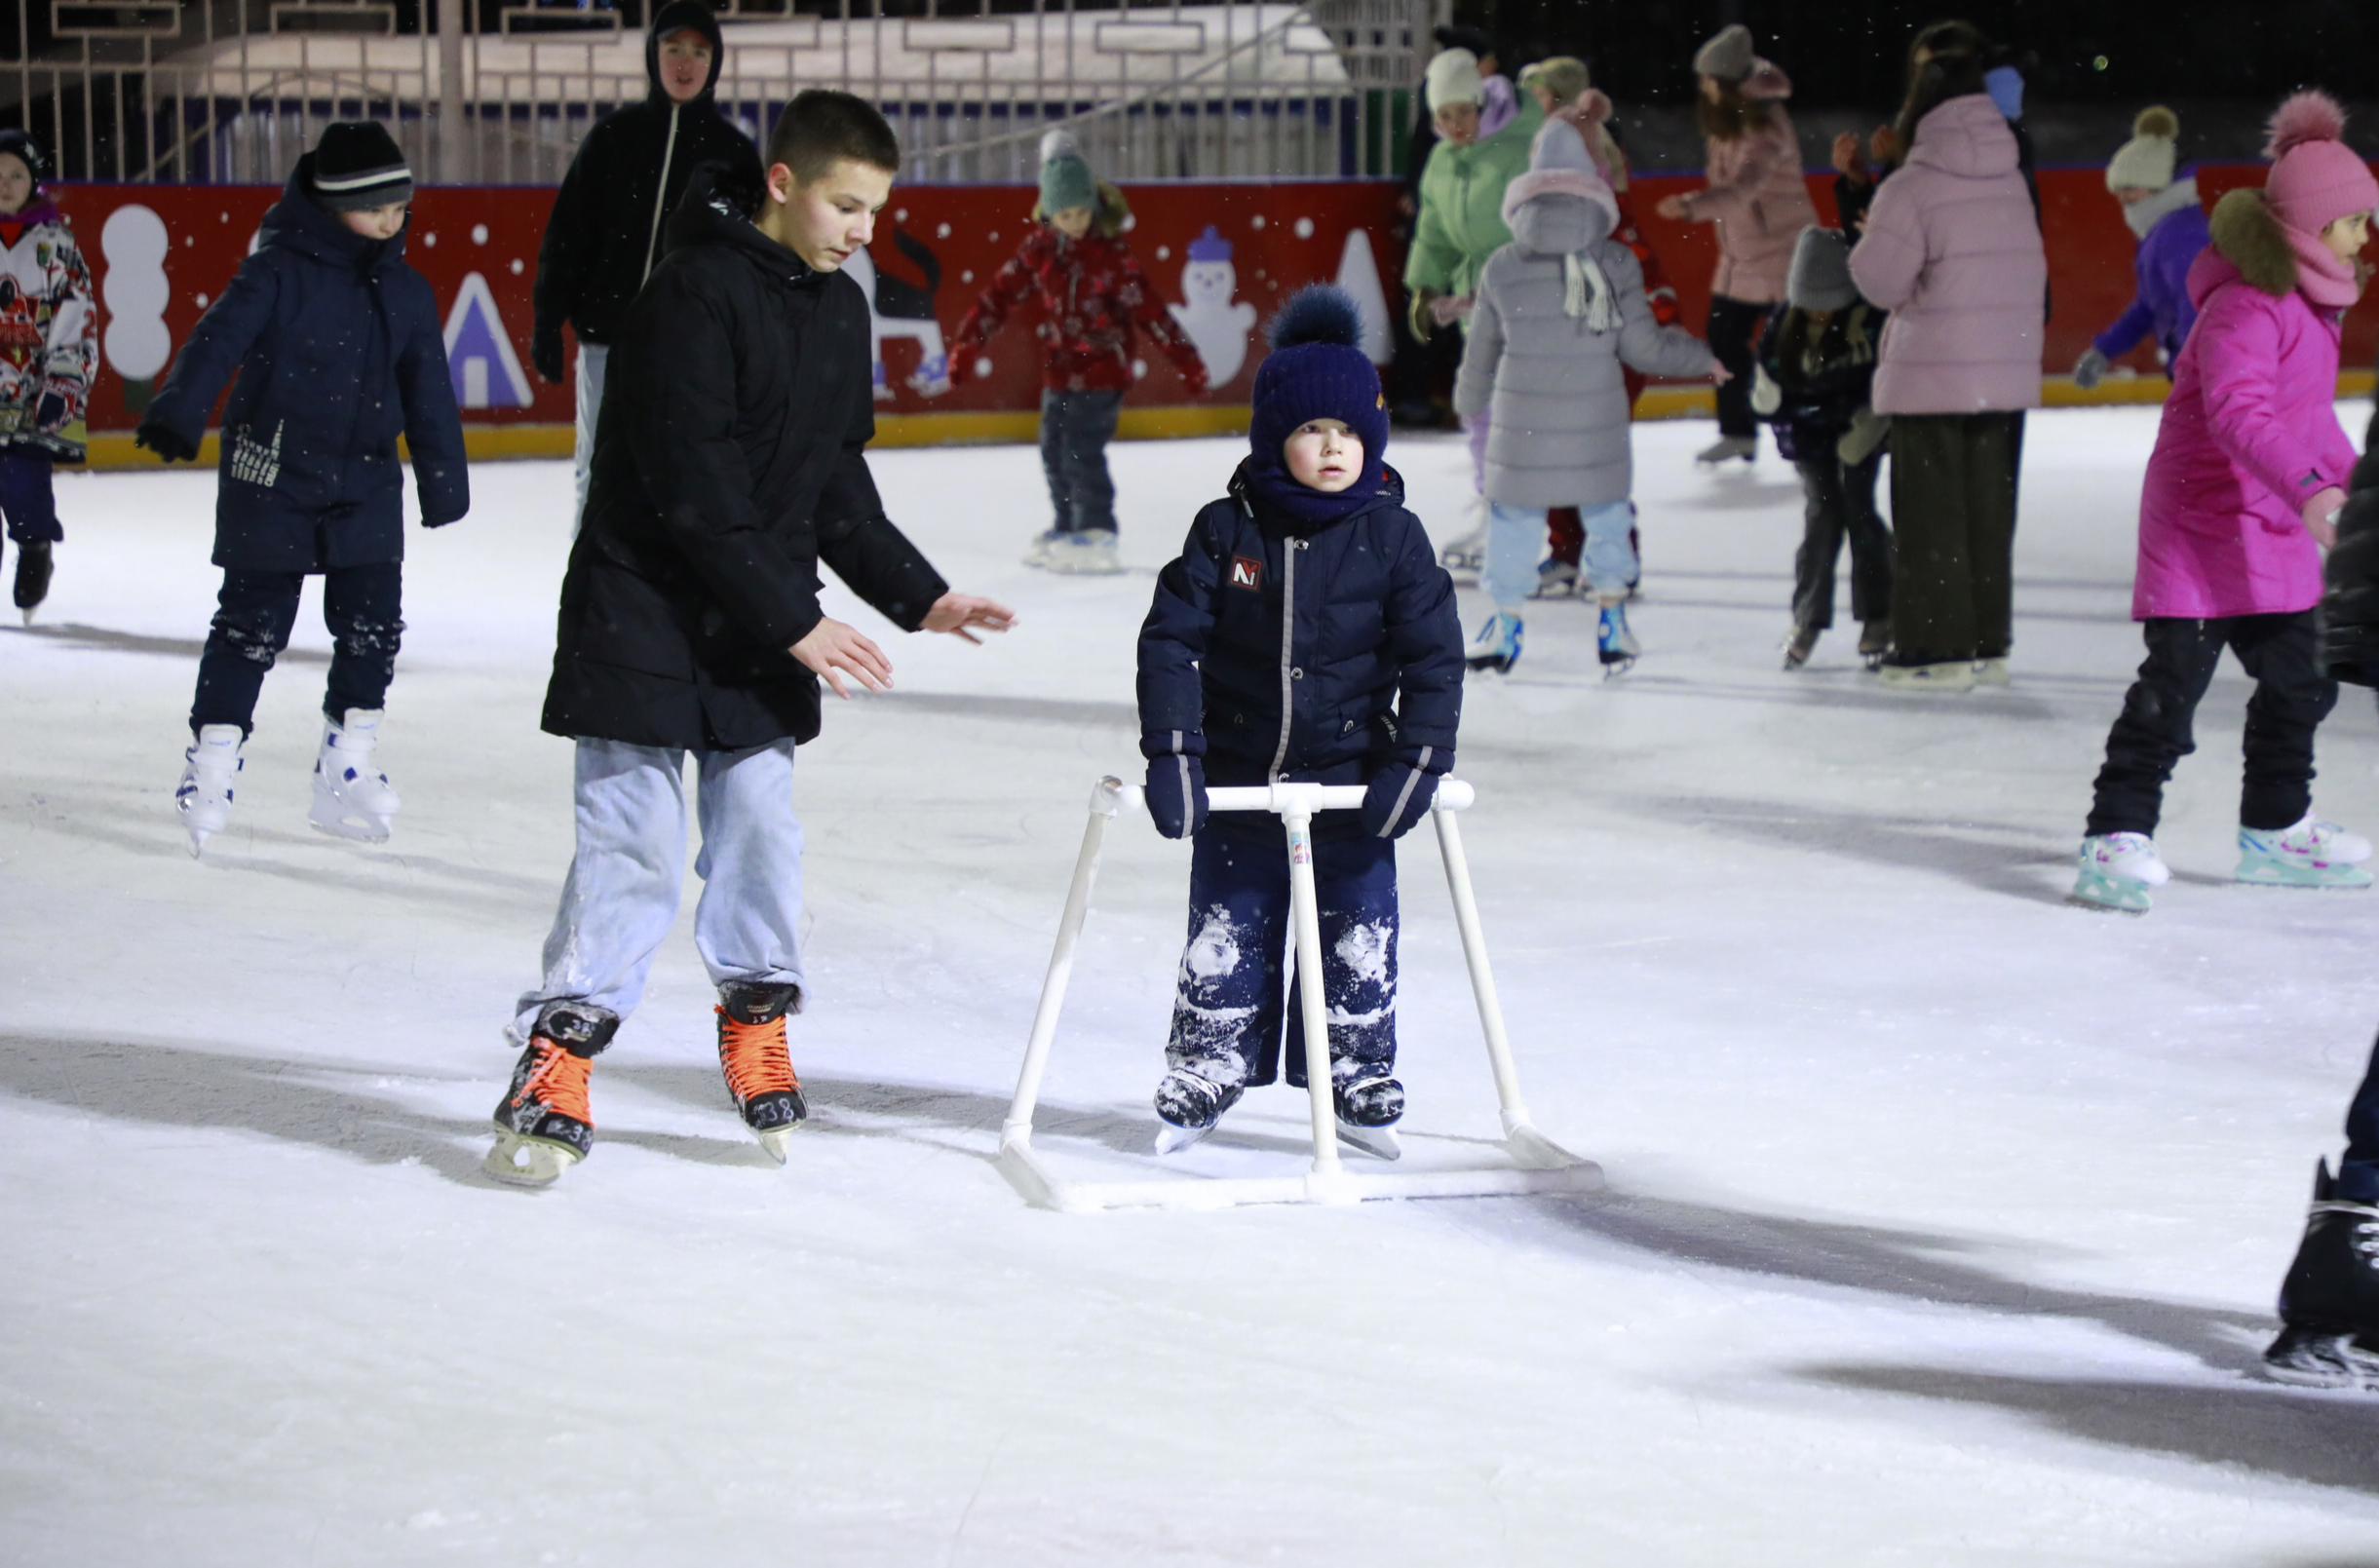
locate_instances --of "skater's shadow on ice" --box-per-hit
[1639,793,2072,905]
[0,1031,746,1187]
[1801,1363,2379,1500]
[4,621,329,665]
[1669,478,1806,511]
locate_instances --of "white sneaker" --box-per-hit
[174,724,244,857]
[1042,530,1124,576]
[2072,831,2169,912]
[2237,815,2375,888]
[1439,495,1487,577]
[309,708,401,843]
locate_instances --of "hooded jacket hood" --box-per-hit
[1905,94,2020,180]
[1740,59,1791,102]
[645,0,727,104]
[663,161,808,282]
[2202,185,2302,301]
[1501,120,1619,250]
[264,154,409,274]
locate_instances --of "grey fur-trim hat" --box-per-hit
[1694,24,1755,83]
[1786,227,1859,312]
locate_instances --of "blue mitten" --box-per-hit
[1361,756,1446,840]
[1141,732,1209,840]
[33,391,66,433]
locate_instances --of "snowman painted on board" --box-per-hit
[1167,226,1257,388]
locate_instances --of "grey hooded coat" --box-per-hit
[1455,123,1715,510]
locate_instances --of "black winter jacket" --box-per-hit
[1754,301,1884,460]
[531,0,762,368]
[2321,446,2379,684]
[1138,462,1463,826]
[542,169,948,751]
[141,159,468,570]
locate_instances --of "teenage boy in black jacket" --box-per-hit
[137,122,468,857]
[530,0,762,528]
[488,91,1015,1187]
[1135,287,1463,1160]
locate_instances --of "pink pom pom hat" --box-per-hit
[2263,90,2379,236]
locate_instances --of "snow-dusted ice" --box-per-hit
[6,407,2379,1562]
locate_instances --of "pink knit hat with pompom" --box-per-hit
[2263,91,2379,235]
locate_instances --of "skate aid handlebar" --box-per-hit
[1090,777,1476,817]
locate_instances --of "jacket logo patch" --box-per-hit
[228,420,284,489]
[1229,555,1263,592]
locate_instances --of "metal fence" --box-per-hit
[3,0,1433,184]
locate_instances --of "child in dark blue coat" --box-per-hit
[137,122,468,856]
[1136,286,1464,1156]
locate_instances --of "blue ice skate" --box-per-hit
[1596,601,1638,677]
[1466,611,1523,674]
[2236,816,2374,889]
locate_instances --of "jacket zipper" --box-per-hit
[641,103,682,286]
[1266,538,1298,781]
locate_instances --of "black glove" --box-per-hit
[531,325,564,386]
[1141,734,1209,840]
[1361,757,1446,840]
[33,391,66,434]
[134,419,196,463]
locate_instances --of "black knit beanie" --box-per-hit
[0,131,47,190]
[310,122,413,212]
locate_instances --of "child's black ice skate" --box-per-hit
[485,1002,619,1186]
[2264,1160,2379,1392]
[14,538,52,624]
[716,981,807,1162]
[1333,1075,1405,1161]
[1152,1067,1240,1155]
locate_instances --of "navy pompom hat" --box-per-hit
[1249,285,1388,473]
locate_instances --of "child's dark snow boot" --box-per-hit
[716,980,806,1161]
[1153,1066,1241,1155]
[486,1001,619,1186]
[1333,1075,1405,1161]
[2264,1160,2379,1392]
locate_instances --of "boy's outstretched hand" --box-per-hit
[920,593,1018,644]
[791,617,894,699]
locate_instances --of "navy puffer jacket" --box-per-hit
[141,159,467,570]
[1138,461,1463,819]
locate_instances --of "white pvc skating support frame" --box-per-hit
[996,776,1606,1211]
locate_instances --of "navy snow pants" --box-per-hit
[189,563,404,737]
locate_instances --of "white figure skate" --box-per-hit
[174,724,244,857]
[309,708,401,844]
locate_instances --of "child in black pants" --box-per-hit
[1134,286,1463,1158]
[1751,227,1891,670]
[137,122,467,856]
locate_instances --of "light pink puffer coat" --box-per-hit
[1848,94,2047,414]
[1679,61,1817,305]
[2132,243,2353,620]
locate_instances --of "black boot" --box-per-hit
[1152,1066,1242,1154]
[2263,1160,2379,1390]
[13,538,52,620]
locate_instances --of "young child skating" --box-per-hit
[136,122,467,855]
[2072,108,2211,393]
[488,92,1015,1186]
[948,131,1208,576]
[0,131,94,624]
[2073,93,2374,913]
[1454,120,1718,677]
[1135,285,1461,1159]
[1750,227,1892,670]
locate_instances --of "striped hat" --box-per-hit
[310,121,412,212]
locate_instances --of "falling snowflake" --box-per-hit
[1293,217,1314,238]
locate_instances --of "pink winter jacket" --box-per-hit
[2132,247,2352,620]
[1680,62,1816,304]
[1848,95,2046,415]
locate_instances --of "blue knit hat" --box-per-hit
[1248,286,1388,475]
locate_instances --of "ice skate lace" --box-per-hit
[517,1040,593,1124]
[715,1009,798,1103]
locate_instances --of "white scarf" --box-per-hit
[1562,250,1619,332]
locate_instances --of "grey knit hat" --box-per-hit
[1693,24,1755,83]
[1786,227,1859,312]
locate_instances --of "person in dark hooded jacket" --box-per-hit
[135,121,467,858]
[531,0,762,527]
[487,92,1015,1189]
[1134,285,1463,1160]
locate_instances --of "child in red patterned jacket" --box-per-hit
[949,132,1208,575]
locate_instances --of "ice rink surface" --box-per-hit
[6,407,2379,1563]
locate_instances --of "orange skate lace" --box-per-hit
[715,1008,799,1103]
[516,1039,594,1124]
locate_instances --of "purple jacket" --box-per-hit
[1848,94,2046,415]
[2133,247,2353,620]
[2094,187,2210,364]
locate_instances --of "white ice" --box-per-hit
[6,408,2379,1563]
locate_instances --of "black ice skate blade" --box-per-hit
[1599,658,1635,680]
[2063,893,2148,916]
[1465,656,1516,675]
[2262,1327,2379,1393]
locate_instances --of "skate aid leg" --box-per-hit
[1280,795,1354,1204]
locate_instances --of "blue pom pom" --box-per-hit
[1266,285,1362,352]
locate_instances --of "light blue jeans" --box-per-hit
[510,737,806,1044]
[570,341,609,538]
[1485,499,1635,614]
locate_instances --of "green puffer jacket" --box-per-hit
[1403,96,1545,317]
